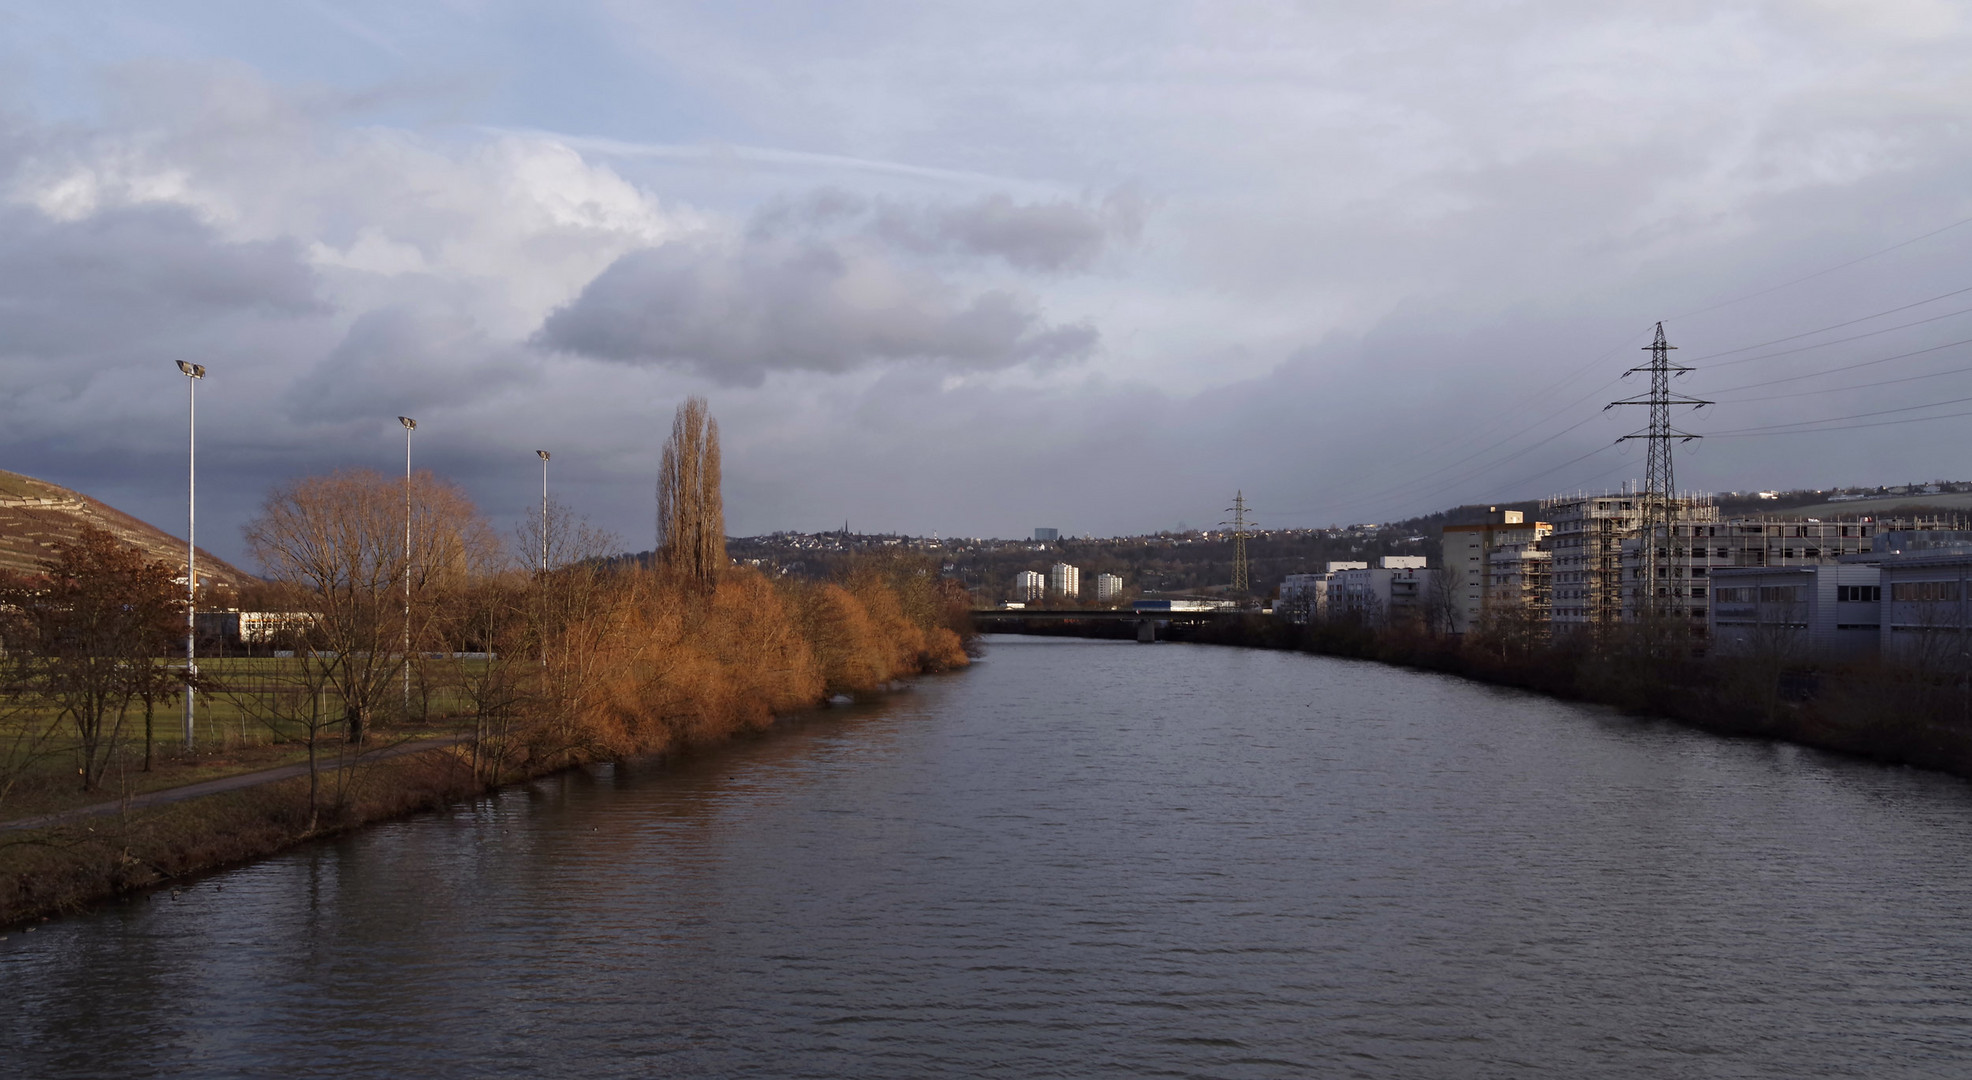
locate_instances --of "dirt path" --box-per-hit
[0,734,474,833]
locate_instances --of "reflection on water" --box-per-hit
[5,637,1972,1077]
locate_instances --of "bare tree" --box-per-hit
[245,467,497,742]
[0,528,182,790]
[657,396,725,585]
[1423,564,1465,636]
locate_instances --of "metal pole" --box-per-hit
[537,450,551,573]
[177,361,205,749]
[399,416,416,717]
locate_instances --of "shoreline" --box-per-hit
[0,677,946,930]
[992,618,1972,784]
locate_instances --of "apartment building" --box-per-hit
[1622,517,1879,631]
[1327,556,1434,625]
[1094,572,1125,603]
[1543,492,1719,633]
[1013,570,1045,601]
[1440,507,1552,633]
[1049,562,1082,598]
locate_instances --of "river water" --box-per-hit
[5,636,1972,1077]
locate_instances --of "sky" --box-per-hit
[3,1,1971,566]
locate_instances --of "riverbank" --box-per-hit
[0,563,972,928]
[1043,616,1972,782]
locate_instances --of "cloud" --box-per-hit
[0,201,321,364]
[870,188,1146,272]
[532,221,1101,385]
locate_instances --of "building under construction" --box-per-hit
[1543,491,1719,634]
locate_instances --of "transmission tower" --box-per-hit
[1222,491,1255,595]
[1607,322,1711,616]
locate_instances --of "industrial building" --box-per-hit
[1707,564,1883,661]
[1879,552,1972,666]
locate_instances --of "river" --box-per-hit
[4,636,1972,1077]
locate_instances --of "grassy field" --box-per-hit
[1,656,481,823]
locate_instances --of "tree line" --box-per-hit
[1,399,971,832]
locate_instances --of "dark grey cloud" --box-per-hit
[285,303,537,421]
[0,202,321,364]
[533,229,1099,385]
[871,188,1146,272]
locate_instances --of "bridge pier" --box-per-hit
[1137,618,1156,643]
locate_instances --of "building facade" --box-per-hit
[1094,572,1125,603]
[1879,552,1972,666]
[1050,562,1082,598]
[1440,508,1552,633]
[1544,493,1718,633]
[1327,557,1434,625]
[1013,570,1045,601]
[1707,563,1883,661]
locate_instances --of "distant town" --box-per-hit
[723,479,1972,666]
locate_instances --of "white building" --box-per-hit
[1327,557,1436,625]
[1049,562,1081,598]
[1707,564,1883,661]
[1013,570,1045,601]
[1095,572,1125,603]
[1277,574,1328,622]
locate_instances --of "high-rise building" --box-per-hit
[1013,570,1046,601]
[1544,492,1717,633]
[1050,562,1081,598]
[1440,508,1552,633]
[1095,572,1124,602]
[1034,528,1059,542]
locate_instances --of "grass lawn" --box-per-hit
[1,655,483,823]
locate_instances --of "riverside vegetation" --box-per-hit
[1149,608,1972,780]
[0,400,970,926]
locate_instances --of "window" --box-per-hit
[1805,548,1820,557]
[1760,585,1805,603]
[1836,585,1880,603]
[1892,581,1963,603]
[1716,586,1751,603]
[1692,587,1706,598]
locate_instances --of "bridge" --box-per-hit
[968,607,1250,642]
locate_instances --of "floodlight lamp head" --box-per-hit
[398,416,417,430]
[537,450,550,461]
[176,361,206,378]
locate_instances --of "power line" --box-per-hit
[1707,407,1972,438]
[1704,335,1972,395]
[1713,361,1972,405]
[1704,393,1972,436]
[1686,284,1972,362]
[1702,303,1972,370]
[1671,212,1972,321]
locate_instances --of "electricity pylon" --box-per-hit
[1222,491,1255,595]
[1607,322,1711,616]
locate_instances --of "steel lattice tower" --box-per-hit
[1222,491,1254,594]
[1608,322,1711,615]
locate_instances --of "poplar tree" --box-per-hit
[656,396,726,585]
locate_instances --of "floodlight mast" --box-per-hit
[399,416,416,718]
[536,450,551,573]
[178,361,206,748]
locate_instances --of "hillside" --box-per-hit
[0,469,256,589]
